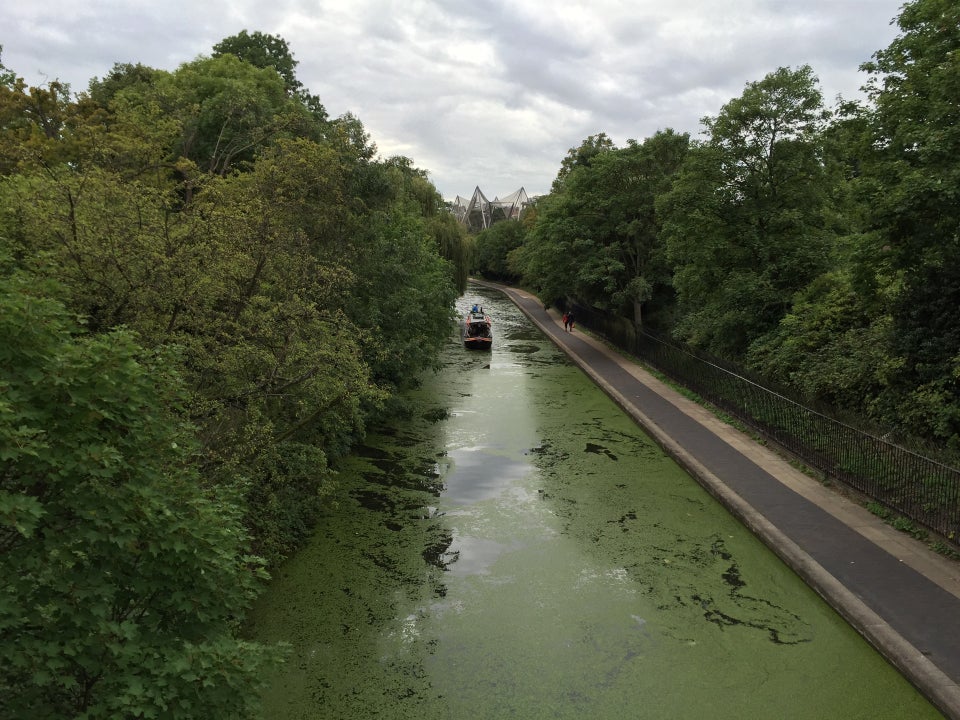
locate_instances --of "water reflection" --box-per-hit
[246,283,944,720]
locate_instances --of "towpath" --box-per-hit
[488,281,960,720]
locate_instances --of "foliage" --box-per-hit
[659,66,833,357]
[0,271,282,719]
[435,213,473,293]
[512,2,960,450]
[511,189,581,306]
[746,271,898,413]
[0,31,461,567]
[859,0,960,444]
[516,131,687,323]
[340,161,460,388]
[0,69,74,175]
[473,218,527,281]
[159,54,299,175]
[86,63,163,107]
[550,132,615,193]
[213,30,303,95]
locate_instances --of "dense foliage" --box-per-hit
[481,0,960,450]
[0,31,467,717]
[0,271,281,719]
[509,130,688,328]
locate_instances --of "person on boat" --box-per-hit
[471,303,479,313]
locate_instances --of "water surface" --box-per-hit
[246,285,942,719]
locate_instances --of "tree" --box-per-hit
[511,188,582,306]
[0,40,462,568]
[0,46,16,87]
[338,158,460,388]
[213,30,302,95]
[747,269,897,412]
[659,66,833,357]
[429,210,472,293]
[136,54,297,176]
[563,130,688,325]
[551,132,614,193]
[0,270,280,719]
[474,218,527,282]
[517,131,687,321]
[86,63,161,106]
[0,66,74,175]
[859,0,960,443]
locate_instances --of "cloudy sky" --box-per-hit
[3,0,905,199]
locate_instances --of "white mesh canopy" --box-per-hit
[451,186,531,231]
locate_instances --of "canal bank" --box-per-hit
[488,281,960,720]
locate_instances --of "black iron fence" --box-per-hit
[569,302,960,548]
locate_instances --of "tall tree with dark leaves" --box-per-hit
[659,66,833,358]
[213,30,302,95]
[860,0,960,443]
[0,271,281,719]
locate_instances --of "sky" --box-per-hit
[2,0,906,199]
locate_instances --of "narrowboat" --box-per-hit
[462,308,493,349]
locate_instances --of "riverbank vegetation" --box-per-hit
[0,30,467,717]
[476,0,960,455]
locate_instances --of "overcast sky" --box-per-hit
[3,0,905,199]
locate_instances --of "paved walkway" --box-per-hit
[490,282,960,719]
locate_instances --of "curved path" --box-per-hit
[486,281,960,720]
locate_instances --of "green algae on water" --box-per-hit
[246,286,944,720]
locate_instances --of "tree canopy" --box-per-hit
[511,130,688,327]
[659,65,832,356]
[0,30,468,716]
[474,0,960,450]
[859,0,960,440]
[0,270,282,718]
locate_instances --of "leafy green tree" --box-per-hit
[0,270,280,719]
[339,159,460,388]
[474,218,527,282]
[659,66,833,357]
[86,63,162,106]
[0,65,75,175]
[1,161,204,335]
[212,30,329,127]
[0,36,462,567]
[0,46,16,87]
[516,131,687,321]
[429,210,472,293]
[329,111,378,163]
[739,97,889,415]
[565,131,688,324]
[149,54,297,176]
[511,188,582,306]
[551,132,614,193]
[185,138,379,560]
[747,269,897,412]
[213,30,302,95]
[859,0,960,442]
[0,129,367,567]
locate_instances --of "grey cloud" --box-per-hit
[1,0,905,198]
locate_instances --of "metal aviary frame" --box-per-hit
[451,186,531,232]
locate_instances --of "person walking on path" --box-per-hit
[567,310,575,331]
[562,312,570,331]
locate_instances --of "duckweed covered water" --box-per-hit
[245,285,943,719]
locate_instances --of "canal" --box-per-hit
[245,284,942,719]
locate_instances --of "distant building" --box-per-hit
[451,186,531,232]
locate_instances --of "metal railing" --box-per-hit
[569,302,960,547]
